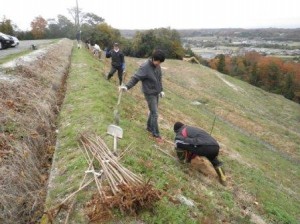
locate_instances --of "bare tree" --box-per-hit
[67,7,84,29]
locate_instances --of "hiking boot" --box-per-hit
[215,167,227,186]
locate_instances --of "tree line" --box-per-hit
[0,12,186,60]
[208,52,300,103]
[2,14,299,103]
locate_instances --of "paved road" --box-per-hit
[0,39,55,59]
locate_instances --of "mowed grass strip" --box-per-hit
[44,47,214,223]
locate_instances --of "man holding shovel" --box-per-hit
[119,49,165,143]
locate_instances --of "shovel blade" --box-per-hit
[107,124,123,139]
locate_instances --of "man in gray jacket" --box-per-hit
[119,49,165,143]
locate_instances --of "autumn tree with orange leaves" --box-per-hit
[31,16,47,39]
[208,51,300,103]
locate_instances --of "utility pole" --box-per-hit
[76,0,80,31]
[75,0,81,48]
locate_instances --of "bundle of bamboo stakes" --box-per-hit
[80,133,162,221]
[80,133,144,195]
[44,134,162,223]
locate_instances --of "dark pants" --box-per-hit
[144,94,160,137]
[176,143,221,167]
[107,66,123,85]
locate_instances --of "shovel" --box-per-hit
[107,124,123,153]
[107,71,127,153]
[113,71,127,125]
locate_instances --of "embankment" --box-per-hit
[0,39,73,223]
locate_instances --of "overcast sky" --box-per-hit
[1,0,300,31]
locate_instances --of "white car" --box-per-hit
[9,35,19,47]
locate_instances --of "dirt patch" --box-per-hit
[214,71,243,92]
[190,156,218,178]
[0,39,73,223]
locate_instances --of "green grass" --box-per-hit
[44,46,300,223]
[0,50,32,64]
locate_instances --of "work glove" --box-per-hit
[119,85,128,92]
[105,48,110,57]
[175,148,186,163]
[122,63,126,71]
[159,91,165,98]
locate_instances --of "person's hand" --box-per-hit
[159,91,165,98]
[119,85,128,92]
[122,63,126,71]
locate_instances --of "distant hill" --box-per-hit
[177,28,300,41]
[120,28,300,41]
[120,29,144,38]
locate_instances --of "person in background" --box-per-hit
[105,43,125,85]
[173,121,227,185]
[76,30,81,49]
[119,49,165,143]
[93,43,102,59]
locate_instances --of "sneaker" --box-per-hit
[153,135,163,144]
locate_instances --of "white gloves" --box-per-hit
[159,91,165,98]
[119,85,128,91]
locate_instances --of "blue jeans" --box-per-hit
[144,94,160,137]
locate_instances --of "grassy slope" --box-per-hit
[44,47,300,224]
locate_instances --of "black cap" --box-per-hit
[174,122,184,132]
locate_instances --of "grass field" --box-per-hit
[44,46,300,223]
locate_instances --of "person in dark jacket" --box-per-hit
[106,43,125,85]
[76,31,81,49]
[119,49,165,143]
[173,121,227,185]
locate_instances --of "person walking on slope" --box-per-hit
[106,43,125,85]
[119,49,166,143]
[173,121,227,185]
[76,30,81,49]
[93,43,102,59]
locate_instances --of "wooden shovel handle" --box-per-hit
[117,71,127,105]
